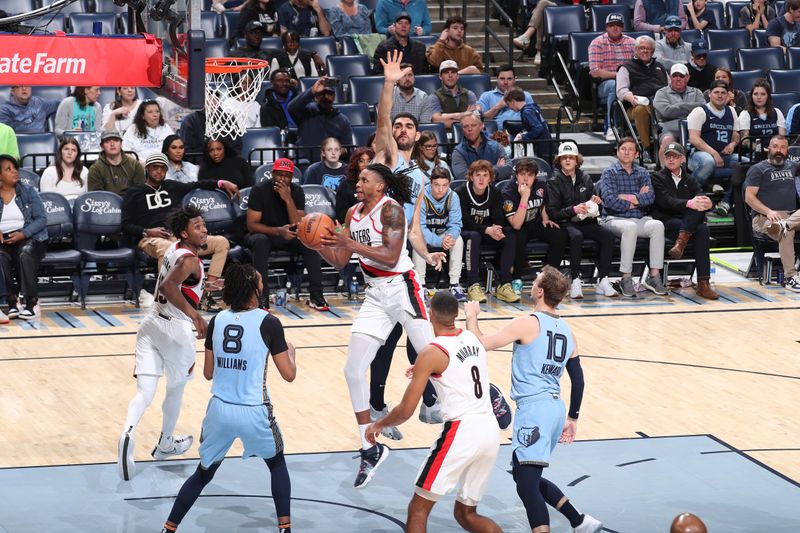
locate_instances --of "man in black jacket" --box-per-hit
[372,12,429,75]
[546,142,618,299]
[228,21,273,60]
[122,153,240,310]
[288,77,352,163]
[260,68,297,129]
[650,142,718,299]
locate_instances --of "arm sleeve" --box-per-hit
[260,314,289,356]
[419,94,438,124]
[204,316,217,350]
[565,357,584,419]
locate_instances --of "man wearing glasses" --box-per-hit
[653,63,705,165]
[766,0,800,52]
[654,16,691,71]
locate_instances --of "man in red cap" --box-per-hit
[245,158,329,310]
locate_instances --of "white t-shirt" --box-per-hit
[0,196,24,234]
[101,99,141,133]
[687,104,741,132]
[122,123,175,161]
[39,166,89,200]
[737,108,786,133]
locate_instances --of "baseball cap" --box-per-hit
[145,153,169,168]
[439,59,459,73]
[272,158,295,173]
[670,63,689,76]
[245,20,265,33]
[664,142,686,157]
[554,141,580,161]
[664,15,682,30]
[691,40,709,55]
[605,13,624,26]
[100,129,122,142]
[395,11,412,23]
[709,79,730,92]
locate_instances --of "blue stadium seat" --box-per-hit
[738,47,785,71]
[18,168,40,189]
[769,70,800,94]
[69,13,120,35]
[589,5,632,31]
[333,103,371,126]
[232,186,251,218]
[681,29,703,45]
[302,184,337,219]
[254,163,303,184]
[26,13,66,32]
[17,133,57,171]
[39,192,83,302]
[240,127,283,166]
[340,36,359,55]
[234,37,283,50]
[458,74,491,98]
[543,5,585,43]
[788,47,800,69]
[414,35,439,47]
[299,77,345,103]
[350,124,375,147]
[509,156,553,181]
[205,38,229,59]
[200,11,220,39]
[705,2,725,30]
[221,10,241,40]
[300,36,337,59]
[0,0,38,12]
[181,189,236,234]
[706,28,750,51]
[417,123,448,146]
[326,55,371,96]
[626,31,655,40]
[95,0,129,13]
[569,32,601,67]
[726,1,750,28]
[415,75,441,96]
[349,76,384,106]
[731,70,765,93]
[753,29,768,47]
[31,86,69,102]
[97,87,119,109]
[771,92,799,118]
[705,48,735,71]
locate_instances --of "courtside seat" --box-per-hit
[302,184,337,219]
[181,189,244,262]
[39,192,83,303]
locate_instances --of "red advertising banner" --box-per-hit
[0,33,163,86]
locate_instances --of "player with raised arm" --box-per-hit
[160,263,296,533]
[464,266,602,533]
[366,290,502,533]
[118,206,209,481]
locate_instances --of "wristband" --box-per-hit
[519,202,527,210]
[687,199,694,209]
[217,180,224,188]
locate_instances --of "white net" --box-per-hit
[205,58,270,140]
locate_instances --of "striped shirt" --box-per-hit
[588,33,637,74]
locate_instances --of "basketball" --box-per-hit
[297,212,336,250]
[670,513,707,533]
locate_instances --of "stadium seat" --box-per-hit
[771,92,798,118]
[452,122,463,144]
[787,47,800,69]
[17,168,40,189]
[738,47,785,71]
[31,86,69,102]
[626,31,656,40]
[69,13,120,35]
[726,1,750,28]
[509,156,553,181]
[221,10,241,40]
[417,123,448,146]
[302,184,337,219]
[705,2,725,30]
[181,189,236,234]
[255,80,272,103]
[569,32,601,68]
[705,49,735,71]
[731,70,765,93]
[241,127,283,166]
[415,75,441,96]
[414,35,439,47]
[753,29,768,47]
[38,192,83,303]
[681,29,703,46]
[768,70,800,94]
[95,0,129,13]
[232,186,251,218]
[97,87,118,109]
[706,28,750,51]
[233,37,283,50]
[543,5,585,44]
[350,124,375,147]
[205,38,229,59]
[26,13,66,32]
[333,103,371,126]
[459,74,491,98]
[589,5,632,31]
[200,11,220,39]
[340,36,359,55]
[17,133,57,171]
[326,55,371,97]
[1,0,38,12]
[349,76,384,107]
[300,77,345,103]
[300,36,337,60]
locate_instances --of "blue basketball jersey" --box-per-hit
[395,154,426,223]
[210,308,272,406]
[750,110,780,138]
[700,104,734,154]
[510,312,575,403]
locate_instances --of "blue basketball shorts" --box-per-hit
[511,396,566,467]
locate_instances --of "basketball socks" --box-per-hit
[123,375,159,434]
[358,424,371,449]
[160,383,187,440]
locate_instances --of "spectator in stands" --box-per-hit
[739,78,786,158]
[162,134,199,184]
[0,154,47,320]
[278,0,332,37]
[0,123,19,161]
[302,137,348,189]
[616,35,668,163]
[477,65,532,130]
[654,16,691,71]
[260,68,298,129]
[589,14,638,139]
[198,138,253,189]
[650,142,719,299]
[236,0,280,38]
[121,153,239,311]
[289,76,353,163]
[39,138,88,200]
[54,87,102,137]
[412,131,453,179]
[0,86,60,134]
[686,40,715,92]
[503,87,553,159]
[745,135,800,290]
[546,142,618,299]
[653,63,705,165]
[269,30,324,80]
[325,0,373,38]
[740,0,776,34]
[703,68,748,114]
[455,160,518,303]
[420,60,480,127]
[389,63,427,121]
[686,0,716,30]
[412,166,466,299]
[511,0,556,58]
[336,146,373,223]
[766,0,800,51]
[229,21,274,60]
[178,110,243,162]
[425,15,482,74]
[374,0,431,36]
[245,157,329,309]
[87,129,145,196]
[687,80,744,216]
[598,137,668,297]
[373,14,429,75]
[634,0,687,32]
[450,113,510,181]
[122,100,175,162]
[102,87,141,133]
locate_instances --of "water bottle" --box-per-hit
[275,287,287,307]
[777,268,784,285]
[349,277,359,300]
[709,265,716,281]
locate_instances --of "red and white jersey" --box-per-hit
[430,329,494,422]
[349,195,414,284]
[152,242,204,321]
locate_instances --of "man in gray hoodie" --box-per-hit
[653,63,705,164]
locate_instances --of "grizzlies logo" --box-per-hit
[517,426,540,447]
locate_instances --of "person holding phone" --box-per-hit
[288,75,352,163]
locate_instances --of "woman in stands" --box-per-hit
[162,134,199,184]
[54,86,102,137]
[302,137,348,189]
[270,30,324,80]
[336,146,373,223]
[738,78,786,158]
[40,138,88,200]
[325,0,373,39]
[102,87,141,133]
[703,68,748,114]
[198,138,253,189]
[122,100,175,162]
[236,0,279,38]
[412,131,453,180]
[0,154,47,321]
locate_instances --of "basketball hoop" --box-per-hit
[205,57,270,140]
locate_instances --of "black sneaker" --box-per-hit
[354,443,389,488]
[18,305,37,320]
[199,293,222,313]
[308,291,329,311]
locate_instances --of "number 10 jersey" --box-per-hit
[511,312,575,403]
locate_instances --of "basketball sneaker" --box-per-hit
[6,302,19,319]
[595,277,618,297]
[199,293,222,313]
[573,514,603,532]
[450,284,467,302]
[151,433,193,460]
[118,430,136,481]
[466,283,487,303]
[489,384,512,429]
[570,278,583,299]
[354,442,389,489]
[0,308,8,324]
[370,405,403,440]
[308,291,329,311]
[496,282,521,303]
[419,402,443,424]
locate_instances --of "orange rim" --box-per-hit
[205,57,269,74]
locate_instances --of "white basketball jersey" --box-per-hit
[152,242,204,321]
[430,329,494,422]
[349,195,415,283]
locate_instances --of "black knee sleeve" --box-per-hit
[512,451,550,528]
[265,453,291,518]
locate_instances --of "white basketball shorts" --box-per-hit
[134,313,197,385]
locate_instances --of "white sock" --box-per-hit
[358,424,371,449]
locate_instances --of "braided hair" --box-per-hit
[223,263,262,312]
[366,163,413,204]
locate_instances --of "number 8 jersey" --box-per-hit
[511,312,575,403]
[429,329,493,422]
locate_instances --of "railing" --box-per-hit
[483,0,515,75]
[551,51,583,137]
[611,99,647,164]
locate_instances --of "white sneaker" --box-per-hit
[118,430,136,481]
[419,402,443,424]
[605,128,616,141]
[570,278,584,299]
[595,276,619,297]
[138,289,155,308]
[151,434,193,459]
[370,405,403,440]
[574,514,603,533]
